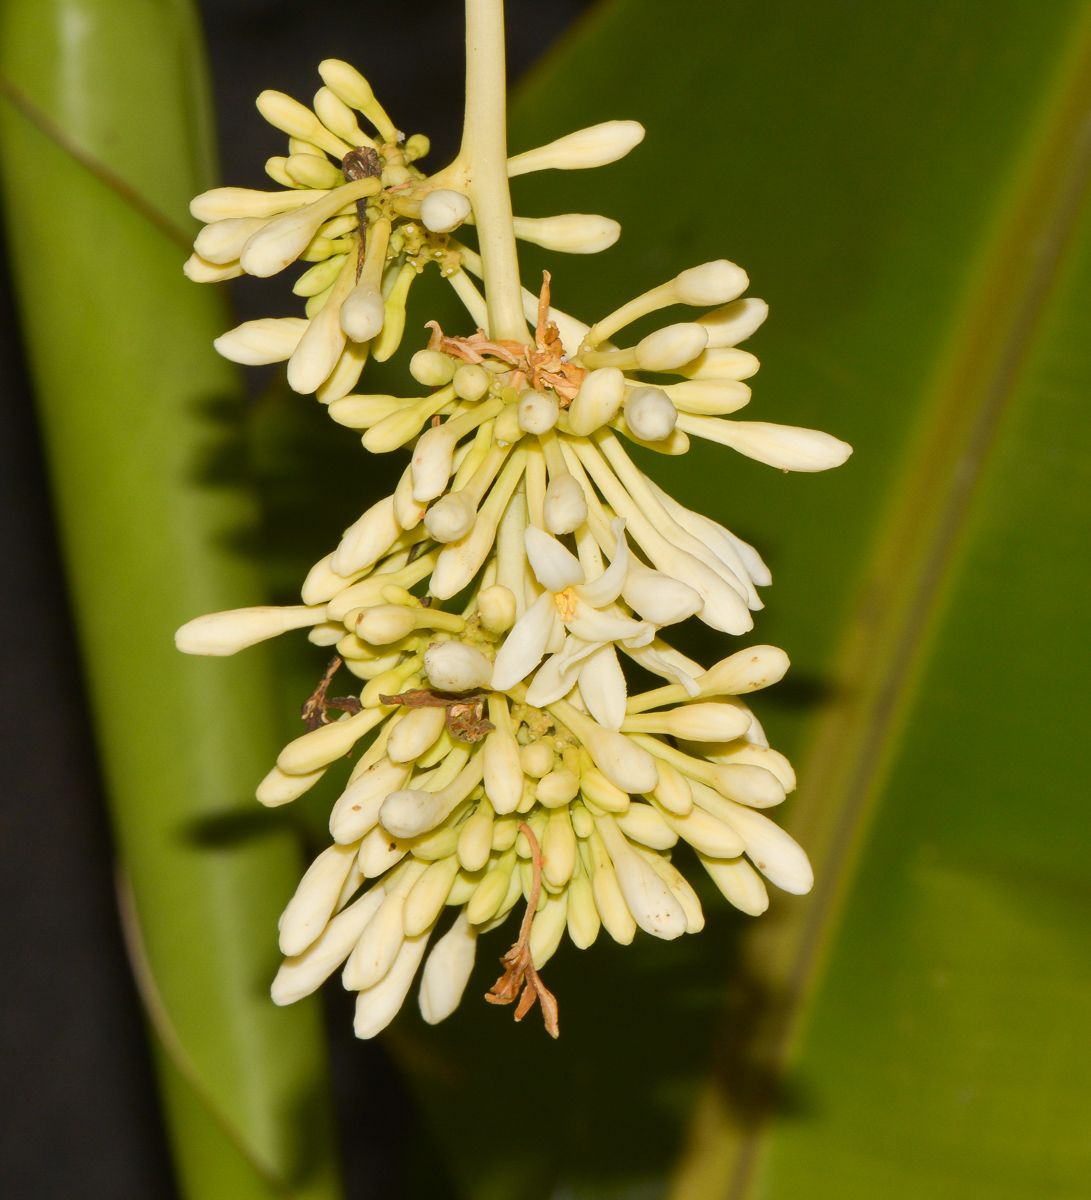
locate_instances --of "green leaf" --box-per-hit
[0,2,341,1197]
[380,2,1091,1198]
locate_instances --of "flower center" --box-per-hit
[554,587,579,622]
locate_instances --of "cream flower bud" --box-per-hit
[529,891,569,968]
[421,189,472,233]
[193,217,268,265]
[419,910,477,1024]
[214,317,308,365]
[271,883,387,1006]
[676,347,760,381]
[636,323,709,371]
[483,697,523,814]
[354,929,433,1039]
[278,842,359,956]
[595,815,686,940]
[542,808,577,888]
[343,883,411,990]
[423,641,492,692]
[492,402,522,444]
[339,283,386,343]
[507,120,645,175]
[190,186,325,223]
[424,492,476,542]
[255,89,350,158]
[405,133,430,161]
[410,349,457,386]
[330,494,400,577]
[512,214,620,254]
[616,803,677,850]
[567,367,625,436]
[456,802,495,872]
[318,58,376,110]
[380,789,444,839]
[387,706,447,764]
[284,152,343,190]
[587,830,636,944]
[543,474,588,535]
[566,870,600,949]
[183,254,244,283]
[256,764,327,807]
[697,297,769,347]
[579,764,630,813]
[356,604,464,646]
[549,700,658,794]
[517,389,559,435]
[698,645,790,696]
[411,427,461,502]
[698,854,769,916]
[452,363,490,400]
[677,417,853,472]
[329,756,411,843]
[623,702,752,742]
[622,560,702,626]
[176,604,326,655]
[650,759,693,816]
[313,86,369,145]
[476,584,517,633]
[673,260,749,306]
[536,769,581,808]
[239,177,377,277]
[404,856,460,935]
[658,803,745,858]
[278,707,382,775]
[623,386,677,442]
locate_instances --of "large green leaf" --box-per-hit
[364,2,1091,1198]
[0,2,341,1197]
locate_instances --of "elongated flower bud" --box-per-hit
[184,254,244,283]
[278,842,360,956]
[622,702,751,742]
[329,756,411,843]
[356,604,463,646]
[595,815,686,939]
[567,367,625,436]
[278,707,384,775]
[176,604,326,655]
[256,764,327,807]
[657,802,745,858]
[542,808,577,887]
[649,759,692,816]
[698,854,769,916]
[566,869,600,948]
[190,186,323,222]
[549,700,657,794]
[676,347,760,381]
[677,417,853,472]
[543,473,588,535]
[507,120,645,175]
[419,910,477,1024]
[381,753,485,839]
[256,89,350,158]
[194,216,268,264]
[698,645,790,696]
[354,928,433,1039]
[240,177,377,277]
[697,297,769,347]
[343,891,408,989]
[483,698,523,814]
[616,803,677,850]
[536,769,581,808]
[661,379,752,416]
[272,883,387,1005]
[214,317,308,365]
[673,260,749,306]
[284,152,343,189]
[387,706,446,763]
[423,641,492,692]
[512,214,620,254]
[637,323,709,371]
[623,386,677,442]
[331,494,400,577]
[340,282,386,342]
[404,856,460,935]
[587,830,636,944]
[421,189,472,233]
[313,86,370,145]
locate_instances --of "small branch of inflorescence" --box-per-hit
[485,820,560,1038]
[301,655,364,731]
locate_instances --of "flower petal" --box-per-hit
[565,604,651,645]
[575,518,629,608]
[524,525,585,591]
[490,592,556,690]
[577,644,627,730]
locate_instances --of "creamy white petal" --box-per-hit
[574,518,629,608]
[524,525,585,591]
[577,644,627,731]
[489,592,557,691]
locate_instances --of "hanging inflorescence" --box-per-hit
[177,46,851,1040]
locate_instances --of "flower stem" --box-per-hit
[460,0,529,343]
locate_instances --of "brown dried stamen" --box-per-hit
[485,821,560,1038]
[302,655,363,731]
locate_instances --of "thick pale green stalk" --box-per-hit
[0,1,341,1197]
[460,0,529,341]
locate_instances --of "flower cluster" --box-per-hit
[177,50,850,1040]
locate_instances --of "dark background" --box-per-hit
[0,2,590,1196]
